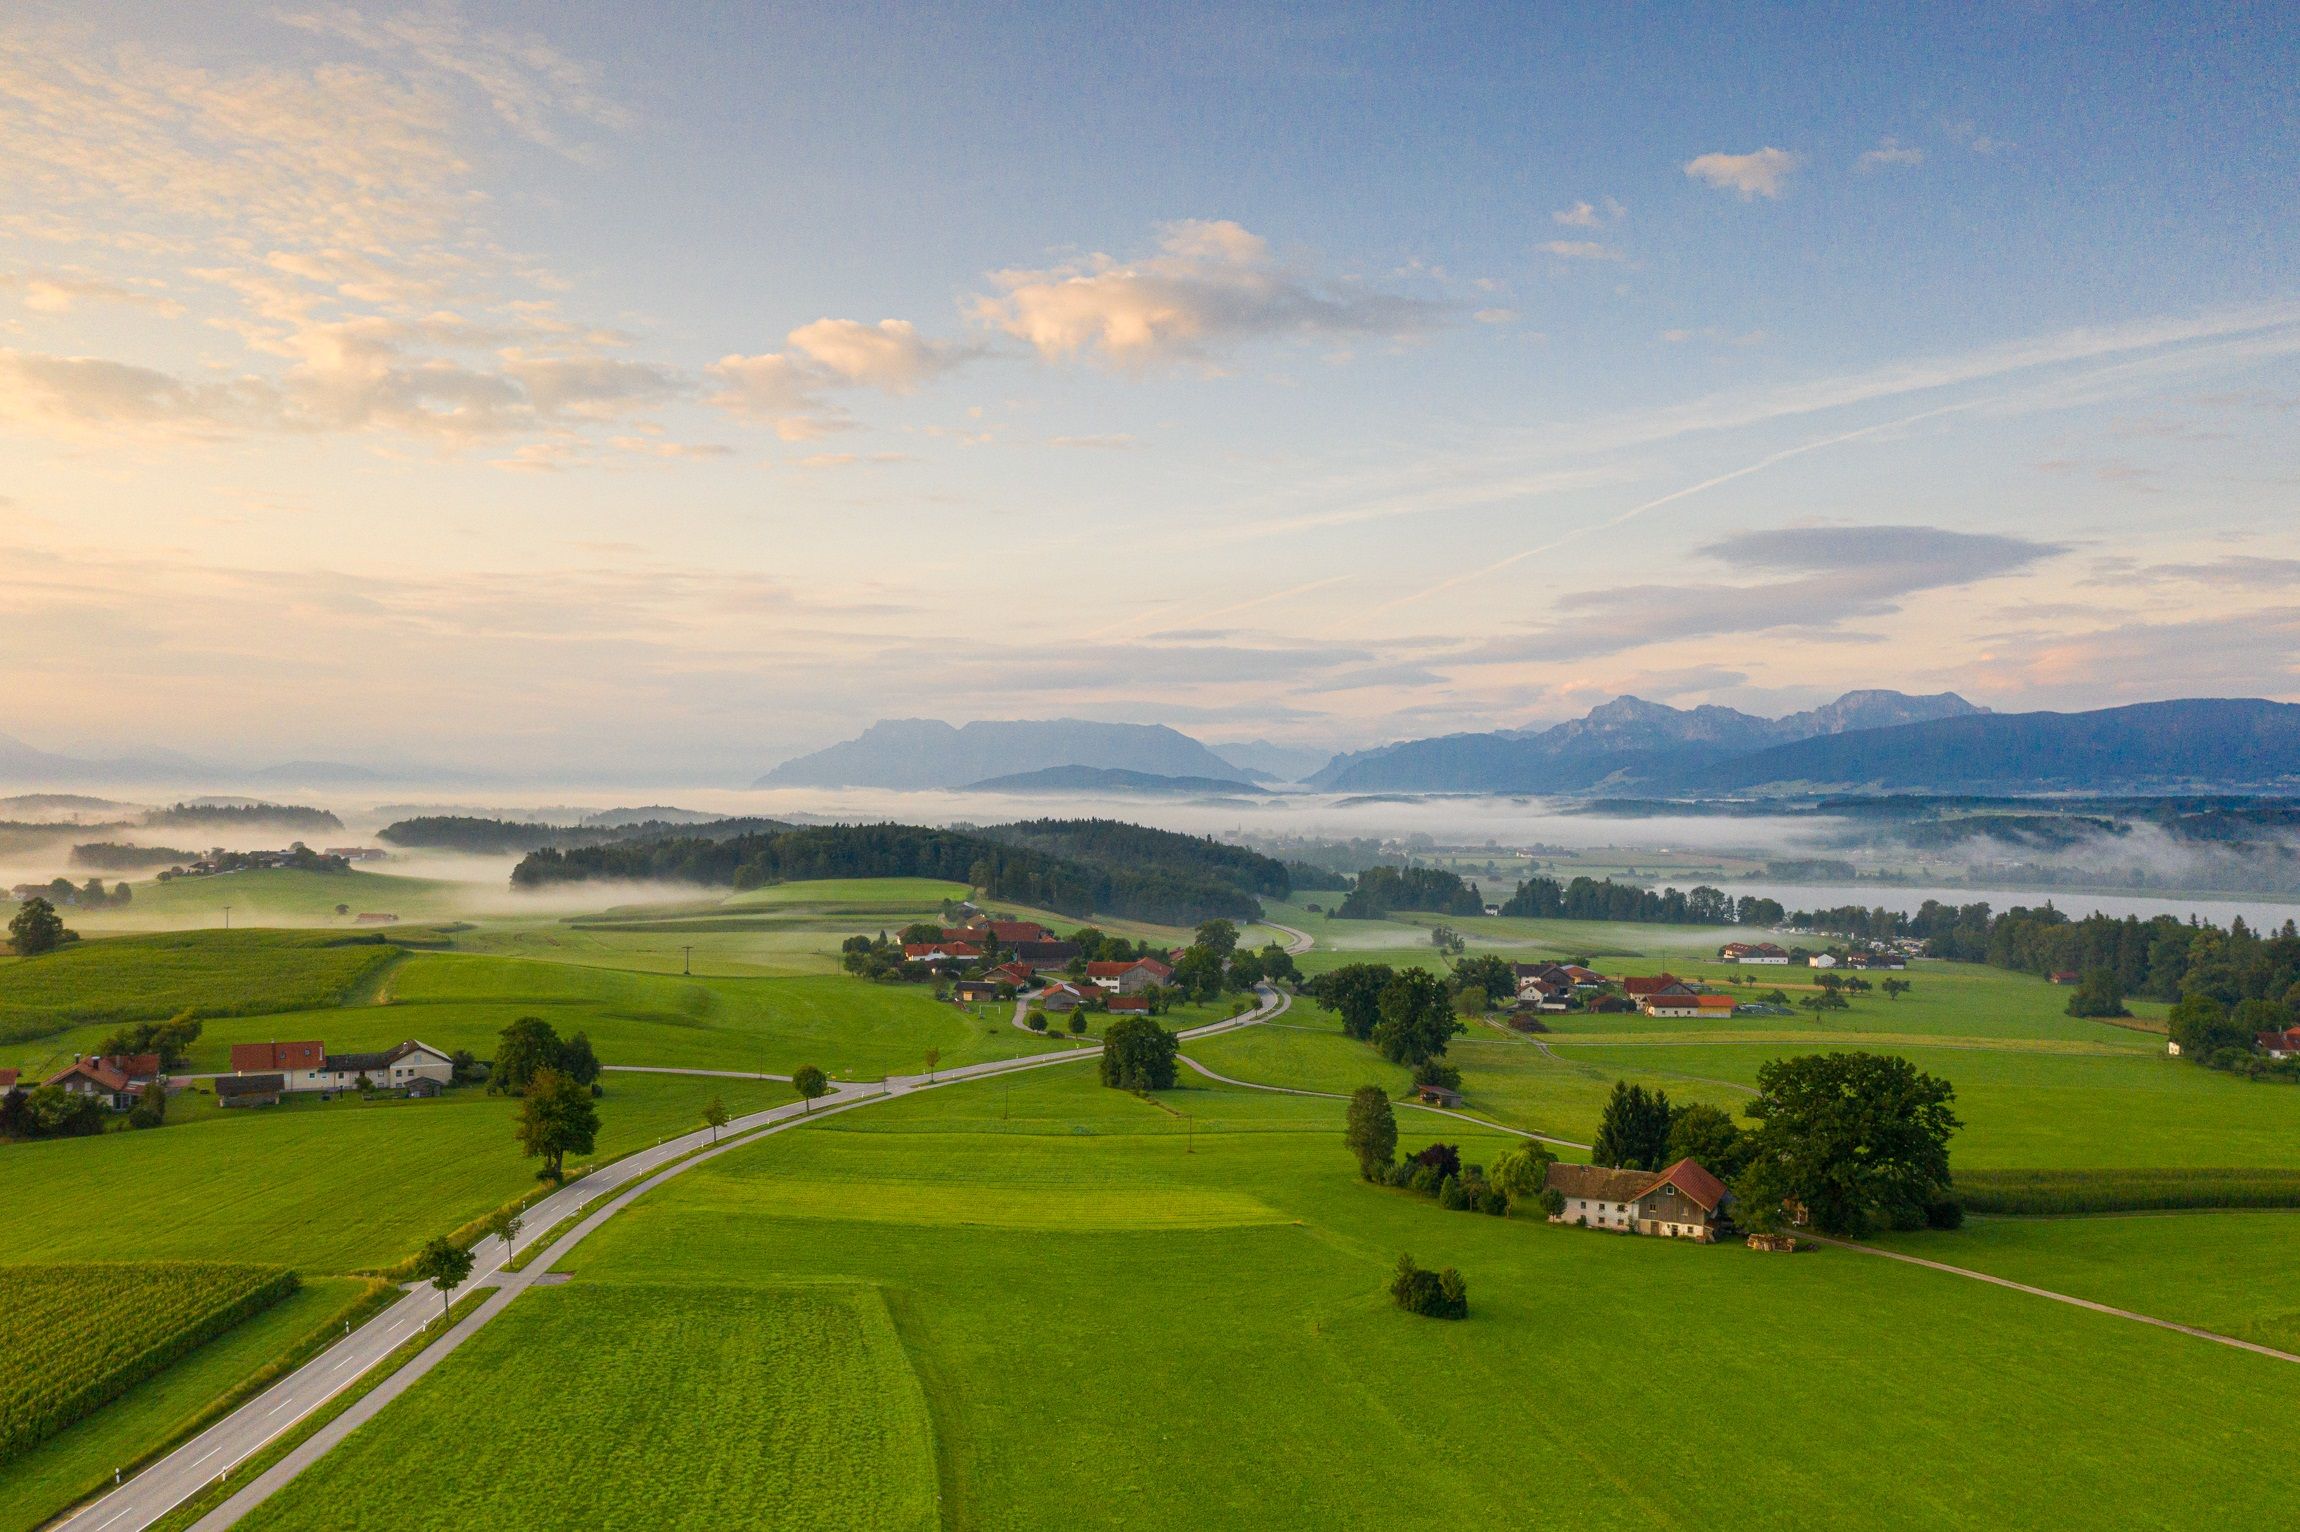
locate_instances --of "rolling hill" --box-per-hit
[755,718,1261,790]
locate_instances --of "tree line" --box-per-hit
[511,820,1270,925]
[1500,875,1785,928]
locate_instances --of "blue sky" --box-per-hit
[1,2,2295,776]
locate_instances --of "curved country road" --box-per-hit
[58,985,1295,1532]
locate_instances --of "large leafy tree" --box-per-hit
[1733,1052,1960,1235]
[1193,919,1239,959]
[516,1067,599,1181]
[1370,968,1461,1066]
[1308,963,1395,1041]
[1344,1085,1397,1179]
[1100,1017,1178,1091]
[1449,953,1516,1003]
[1590,1081,1674,1170]
[7,896,68,957]
[1663,1101,1747,1178]
[2166,993,2251,1059]
[491,1017,566,1095]
[1488,1142,1557,1212]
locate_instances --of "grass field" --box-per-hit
[266,1068,2300,1530]
[0,1072,792,1275]
[0,1279,369,1532]
[0,931,400,1047]
[1870,1211,2300,1356]
[73,868,468,931]
[236,1282,940,1532]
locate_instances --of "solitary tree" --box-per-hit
[1371,968,1462,1066]
[1591,1081,1674,1171]
[491,1017,565,1095]
[792,1064,829,1112]
[1881,978,1911,1001]
[7,896,68,957]
[923,1047,941,1082]
[1344,1084,1398,1179]
[1733,1051,1960,1235]
[415,1237,474,1322]
[1099,1017,1179,1091]
[2066,969,2130,1019]
[486,1206,523,1255]
[702,1095,729,1143]
[516,1067,599,1181]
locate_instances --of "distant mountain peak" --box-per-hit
[756,716,1257,791]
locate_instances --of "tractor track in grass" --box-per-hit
[61,985,1297,1532]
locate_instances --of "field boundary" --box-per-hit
[1814,1235,2300,1366]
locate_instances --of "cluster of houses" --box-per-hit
[219,1039,455,1106]
[1544,1158,1732,1242]
[1510,962,1745,1019]
[1719,940,1907,970]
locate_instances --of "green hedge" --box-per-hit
[1959,1168,2300,1215]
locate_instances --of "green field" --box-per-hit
[236,1282,939,1532]
[0,1071,792,1274]
[253,1069,2300,1530]
[0,1278,370,1532]
[74,867,469,930]
[1870,1211,2300,1356]
[0,930,400,1047]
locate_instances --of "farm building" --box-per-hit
[2256,1026,2300,1059]
[1036,981,1094,1012]
[952,978,1003,1002]
[216,1073,285,1108]
[1546,1158,1731,1241]
[0,1068,17,1093]
[1640,994,1739,1019]
[45,1054,162,1111]
[1410,1082,1464,1108]
[1106,994,1151,1014]
[1085,958,1172,995]
[224,1039,453,1095]
[1719,941,1791,964]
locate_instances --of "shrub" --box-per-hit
[1411,1142,1462,1180]
[1389,1254,1467,1320]
[1408,1162,1444,1197]
[1027,1011,1048,1032]
[1475,1188,1508,1217]
[1411,1058,1462,1092]
[1438,1174,1470,1211]
[1067,1012,1087,1034]
[1924,1198,1965,1230]
[1538,1187,1566,1218]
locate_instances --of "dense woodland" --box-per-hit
[1337,865,1487,918]
[381,815,786,854]
[1500,874,1786,927]
[511,820,1271,924]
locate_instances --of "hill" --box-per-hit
[1665,698,2300,795]
[755,718,1258,789]
[962,765,1270,796]
[1306,690,1982,792]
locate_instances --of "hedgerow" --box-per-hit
[1958,1167,2300,1215]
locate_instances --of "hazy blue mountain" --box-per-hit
[962,765,1270,796]
[1665,698,2300,795]
[756,718,1258,790]
[1305,691,1986,793]
[1203,738,1331,783]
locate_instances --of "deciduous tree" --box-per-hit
[1344,1085,1397,1178]
[516,1067,598,1181]
[1733,1052,1960,1235]
[792,1065,829,1111]
[1307,963,1394,1041]
[1591,1081,1674,1171]
[414,1237,474,1322]
[1371,968,1461,1066]
[1099,1016,1178,1091]
[7,896,68,957]
[702,1095,729,1143]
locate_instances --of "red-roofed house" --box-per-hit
[1106,994,1151,1014]
[1622,974,1698,999]
[1037,980,1094,1012]
[1086,958,1172,995]
[47,1055,160,1111]
[0,1068,18,1093]
[231,1040,325,1074]
[1546,1157,1730,1241]
[1641,994,1740,1019]
[2257,1027,2300,1060]
[989,961,1036,989]
[903,942,983,969]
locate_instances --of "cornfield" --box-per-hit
[0,1262,298,1462]
[1959,1168,2300,1216]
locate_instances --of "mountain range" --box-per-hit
[755,718,1270,790]
[1305,690,1986,792]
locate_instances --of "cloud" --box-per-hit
[1942,119,2011,155]
[1046,433,1141,449]
[1454,524,2064,666]
[2139,556,2300,590]
[1,270,185,316]
[968,219,1442,367]
[1857,137,1925,172]
[1552,198,1626,228]
[1684,147,1800,199]
[785,318,968,392]
[1536,240,1625,262]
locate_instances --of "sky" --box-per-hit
[2,1,2296,780]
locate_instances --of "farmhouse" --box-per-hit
[946,918,1057,946]
[902,941,983,970]
[1719,941,1791,964]
[226,1039,453,1094]
[989,961,1036,989]
[0,1068,17,1093]
[1008,940,1082,969]
[2256,1026,2300,1060]
[1640,994,1739,1019]
[1085,958,1171,994]
[1036,980,1094,1012]
[216,1073,285,1109]
[1546,1158,1730,1241]
[952,978,1003,1003]
[46,1054,162,1111]
[1622,974,1699,1000]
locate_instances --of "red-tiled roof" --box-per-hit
[903,942,982,960]
[1623,974,1689,997]
[1107,994,1150,1011]
[48,1057,131,1092]
[1643,1158,1729,1211]
[1130,957,1173,979]
[102,1053,162,1079]
[232,1041,325,1073]
[1085,961,1135,978]
[0,1068,18,1092]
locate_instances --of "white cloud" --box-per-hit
[785,318,965,393]
[1536,240,1624,262]
[1473,307,1519,325]
[1858,137,1925,172]
[1684,147,1800,199]
[1,270,185,316]
[969,219,1441,367]
[1551,198,1625,227]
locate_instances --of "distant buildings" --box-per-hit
[222,1038,453,1102]
[1718,941,1791,964]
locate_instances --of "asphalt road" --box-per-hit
[59,985,1293,1532]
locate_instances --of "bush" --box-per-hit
[1411,1142,1462,1180]
[1026,1011,1048,1032]
[1410,1058,1462,1092]
[1538,1187,1566,1218]
[1389,1254,1467,1320]
[1067,1012,1087,1034]
[1408,1162,1444,1196]
[1438,1174,1470,1211]
[1924,1198,1965,1230]
[1475,1188,1509,1217]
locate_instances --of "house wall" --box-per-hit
[1552,1195,1635,1231]
[1631,1186,1715,1241]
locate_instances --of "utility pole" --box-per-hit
[681,945,693,976]
[222,905,231,930]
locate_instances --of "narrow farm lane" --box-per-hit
[1174,1053,1591,1149]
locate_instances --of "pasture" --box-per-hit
[0,930,399,1049]
[235,1282,940,1532]
[0,1072,791,1275]
[279,1068,2300,1530]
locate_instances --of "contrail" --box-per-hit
[1366,395,1999,617]
[1082,573,1355,642]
